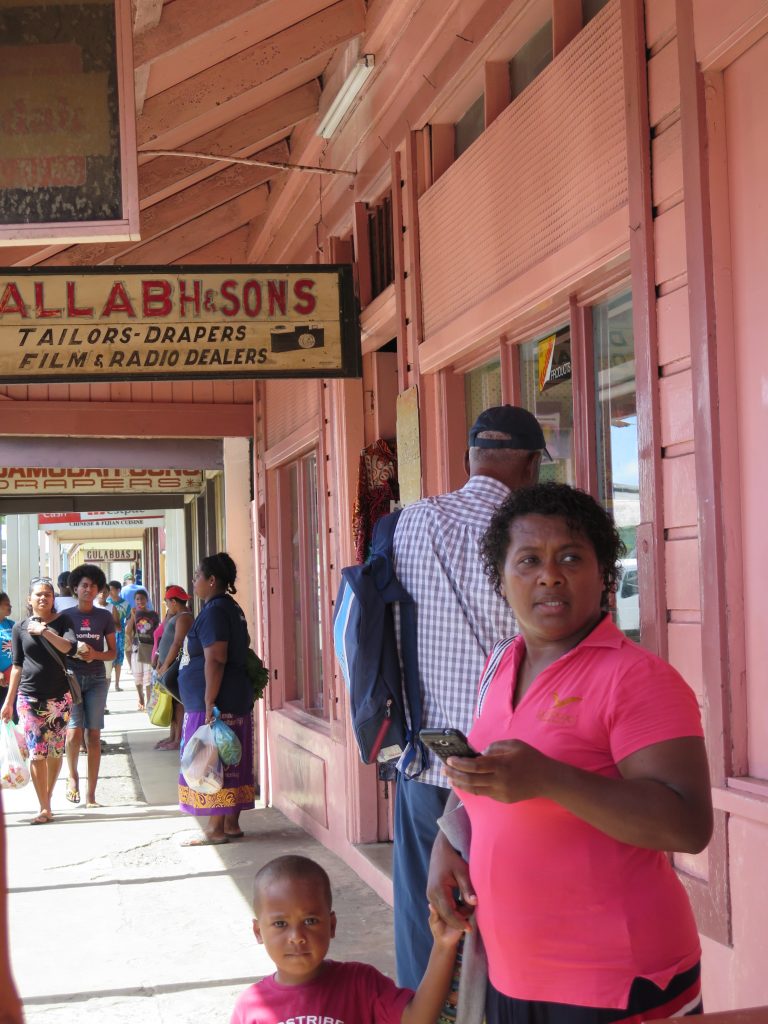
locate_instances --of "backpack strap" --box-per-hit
[370,510,427,776]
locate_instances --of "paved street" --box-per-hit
[3,680,396,1023]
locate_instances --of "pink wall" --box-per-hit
[419,4,628,343]
[721,30,768,780]
[649,0,768,1009]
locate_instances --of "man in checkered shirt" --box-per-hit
[392,405,547,989]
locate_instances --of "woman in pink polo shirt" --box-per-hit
[428,483,713,1024]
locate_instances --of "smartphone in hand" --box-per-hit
[419,728,478,762]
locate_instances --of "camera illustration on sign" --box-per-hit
[270,324,325,353]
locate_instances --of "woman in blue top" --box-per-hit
[177,552,255,845]
[0,594,15,721]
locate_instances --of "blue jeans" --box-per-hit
[393,771,450,989]
[67,674,108,731]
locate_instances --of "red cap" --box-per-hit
[164,585,189,602]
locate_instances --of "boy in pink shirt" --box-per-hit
[231,855,461,1024]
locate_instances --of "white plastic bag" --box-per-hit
[0,721,30,790]
[14,728,28,761]
[180,723,223,794]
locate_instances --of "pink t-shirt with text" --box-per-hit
[459,616,704,1010]
[230,961,414,1024]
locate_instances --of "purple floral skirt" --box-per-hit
[178,709,255,816]
[17,692,71,759]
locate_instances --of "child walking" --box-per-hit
[231,854,462,1024]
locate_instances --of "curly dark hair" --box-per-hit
[68,563,107,592]
[480,483,626,603]
[199,552,238,594]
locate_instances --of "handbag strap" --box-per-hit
[37,627,72,680]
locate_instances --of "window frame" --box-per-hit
[263,419,330,726]
[460,282,645,634]
[454,93,485,159]
[274,451,325,717]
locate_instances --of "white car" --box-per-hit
[616,555,639,639]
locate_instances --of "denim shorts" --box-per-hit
[67,674,109,731]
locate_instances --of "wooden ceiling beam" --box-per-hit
[172,224,253,264]
[136,81,317,201]
[132,0,164,36]
[136,166,271,249]
[137,0,363,149]
[116,186,270,265]
[140,82,319,164]
[139,139,290,207]
[248,118,329,262]
[0,401,254,437]
[261,164,326,262]
[136,0,338,99]
[0,245,52,267]
[139,55,329,155]
[38,166,274,268]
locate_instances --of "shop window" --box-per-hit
[519,325,575,484]
[464,359,502,431]
[368,192,394,299]
[581,0,611,26]
[509,20,553,100]
[285,452,325,716]
[455,94,485,159]
[593,292,639,640]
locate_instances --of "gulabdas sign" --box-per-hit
[0,265,360,383]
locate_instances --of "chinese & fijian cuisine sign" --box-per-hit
[0,266,360,382]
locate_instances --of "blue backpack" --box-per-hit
[333,510,423,771]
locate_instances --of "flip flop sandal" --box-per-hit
[65,782,80,804]
[29,812,52,825]
[85,802,103,808]
[224,830,245,839]
[180,835,229,847]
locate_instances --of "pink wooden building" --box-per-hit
[1,0,767,1009]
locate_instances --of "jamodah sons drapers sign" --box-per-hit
[0,265,360,382]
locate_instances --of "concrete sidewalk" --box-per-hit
[3,683,396,1023]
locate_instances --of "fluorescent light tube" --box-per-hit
[317,55,375,139]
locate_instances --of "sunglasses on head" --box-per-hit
[30,576,54,587]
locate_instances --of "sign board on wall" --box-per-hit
[0,266,360,382]
[0,468,203,494]
[78,548,139,561]
[537,328,572,392]
[39,511,163,529]
[396,386,422,506]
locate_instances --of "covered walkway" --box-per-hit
[2,681,396,1023]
